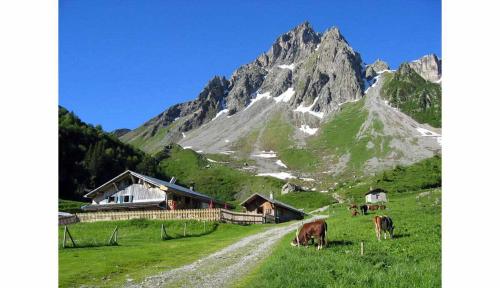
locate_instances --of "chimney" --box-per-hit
[269,193,274,200]
[189,186,194,191]
[169,177,176,184]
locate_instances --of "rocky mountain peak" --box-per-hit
[198,76,229,102]
[408,54,441,82]
[364,59,390,80]
[264,22,321,66]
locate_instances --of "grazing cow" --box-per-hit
[373,216,394,241]
[291,219,328,250]
[351,208,359,216]
[379,205,386,210]
[368,204,380,211]
[360,204,368,215]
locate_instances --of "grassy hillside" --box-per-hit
[155,144,285,202]
[236,188,441,288]
[335,155,441,202]
[276,192,333,212]
[249,99,391,181]
[381,63,441,127]
[59,220,268,287]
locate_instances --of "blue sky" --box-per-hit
[59,0,441,131]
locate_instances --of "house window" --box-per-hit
[108,196,115,203]
[124,195,130,203]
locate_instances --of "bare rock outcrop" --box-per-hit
[408,54,441,82]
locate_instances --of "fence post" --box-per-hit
[183,222,187,237]
[62,226,67,248]
[108,226,118,245]
[360,241,364,256]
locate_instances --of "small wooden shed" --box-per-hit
[365,188,388,203]
[240,193,305,223]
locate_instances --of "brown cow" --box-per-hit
[351,209,359,216]
[368,204,380,211]
[373,215,394,241]
[379,205,386,210]
[291,219,328,250]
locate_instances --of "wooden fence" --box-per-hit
[220,209,266,224]
[75,209,267,224]
[59,215,79,226]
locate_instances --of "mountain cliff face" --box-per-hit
[120,22,441,188]
[408,54,442,83]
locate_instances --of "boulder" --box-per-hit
[331,192,345,203]
[281,182,302,194]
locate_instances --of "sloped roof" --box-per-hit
[83,170,230,207]
[365,188,387,195]
[240,193,305,215]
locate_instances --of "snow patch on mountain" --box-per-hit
[257,172,296,180]
[275,160,287,168]
[277,63,295,70]
[245,92,272,110]
[252,151,277,158]
[274,88,295,103]
[294,97,324,119]
[299,124,318,135]
[212,109,229,121]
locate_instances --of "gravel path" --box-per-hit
[126,216,326,288]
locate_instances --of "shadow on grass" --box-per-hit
[60,242,118,249]
[162,223,219,241]
[327,240,354,246]
[392,233,411,239]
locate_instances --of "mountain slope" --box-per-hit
[119,22,441,189]
[381,63,442,127]
[121,22,364,154]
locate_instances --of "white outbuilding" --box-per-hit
[365,188,388,203]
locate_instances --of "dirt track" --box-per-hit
[126,216,326,288]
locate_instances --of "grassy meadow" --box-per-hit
[235,188,441,288]
[58,220,269,287]
[59,199,88,214]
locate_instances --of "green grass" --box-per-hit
[276,192,334,212]
[59,219,269,287]
[231,128,261,155]
[311,100,368,153]
[260,114,294,151]
[235,188,441,288]
[280,147,318,172]
[305,98,388,176]
[59,199,89,214]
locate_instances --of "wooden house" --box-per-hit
[240,193,305,223]
[82,170,231,211]
[365,188,388,203]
